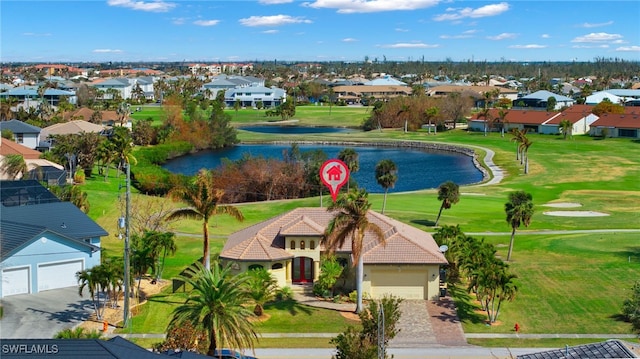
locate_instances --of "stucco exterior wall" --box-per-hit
[0,233,100,297]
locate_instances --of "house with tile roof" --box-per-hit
[589,107,640,139]
[0,180,107,297]
[468,105,597,135]
[220,207,448,300]
[516,339,638,359]
[332,85,413,104]
[0,139,66,183]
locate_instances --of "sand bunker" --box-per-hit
[543,211,609,217]
[543,202,582,208]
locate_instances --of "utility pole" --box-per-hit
[123,163,131,328]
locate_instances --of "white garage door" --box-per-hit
[2,266,30,297]
[371,269,427,300]
[38,260,83,292]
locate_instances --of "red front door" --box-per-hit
[292,257,313,283]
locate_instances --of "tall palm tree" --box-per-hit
[168,261,257,356]
[375,159,398,214]
[505,191,534,261]
[323,188,385,313]
[145,230,177,281]
[559,119,572,139]
[434,181,460,227]
[167,169,244,270]
[1,154,28,179]
[337,147,359,192]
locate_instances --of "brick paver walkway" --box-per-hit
[426,297,469,346]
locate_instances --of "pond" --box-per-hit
[163,143,484,193]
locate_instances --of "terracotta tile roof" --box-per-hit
[591,112,640,129]
[220,207,447,265]
[470,108,560,125]
[0,139,42,159]
[41,120,104,138]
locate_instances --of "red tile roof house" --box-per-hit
[468,105,597,135]
[220,207,448,300]
[589,108,640,139]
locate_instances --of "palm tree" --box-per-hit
[559,119,572,139]
[521,136,533,174]
[116,101,131,127]
[245,267,278,316]
[146,231,177,281]
[76,266,107,320]
[323,188,386,313]
[434,181,460,227]
[375,159,398,214]
[337,148,359,191]
[167,169,244,270]
[505,191,534,261]
[168,261,257,356]
[1,154,28,179]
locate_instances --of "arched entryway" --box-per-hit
[292,257,314,283]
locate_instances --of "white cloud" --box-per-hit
[93,49,124,53]
[572,44,610,49]
[172,17,186,25]
[379,42,439,49]
[239,15,312,27]
[577,21,613,28]
[508,44,546,49]
[395,28,410,32]
[541,34,550,39]
[107,0,176,12]
[433,2,509,21]
[571,32,623,43]
[616,46,640,52]
[193,19,220,26]
[259,0,294,3]
[304,0,440,14]
[440,29,477,39]
[342,38,358,42]
[487,33,517,40]
[263,29,280,34]
[22,32,51,37]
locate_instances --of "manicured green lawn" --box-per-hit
[82,107,640,347]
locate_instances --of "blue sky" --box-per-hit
[2,0,639,63]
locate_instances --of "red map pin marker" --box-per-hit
[320,159,350,202]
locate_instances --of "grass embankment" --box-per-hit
[84,105,640,347]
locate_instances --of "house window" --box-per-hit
[271,263,283,270]
[619,129,637,138]
[310,241,316,250]
[300,241,305,250]
[290,240,295,250]
[16,133,24,144]
[248,264,264,271]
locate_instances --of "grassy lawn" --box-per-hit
[80,106,640,348]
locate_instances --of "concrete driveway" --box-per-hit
[0,287,93,339]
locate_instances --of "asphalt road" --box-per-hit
[0,287,93,339]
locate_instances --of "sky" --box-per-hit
[1,0,639,63]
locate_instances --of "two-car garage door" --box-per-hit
[37,260,84,292]
[2,260,84,297]
[370,269,429,300]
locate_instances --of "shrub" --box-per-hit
[276,286,293,301]
[73,169,85,184]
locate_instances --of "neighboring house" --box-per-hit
[332,85,412,104]
[41,120,105,139]
[0,119,42,149]
[585,91,625,105]
[513,90,575,110]
[0,87,77,106]
[220,207,448,300]
[0,180,107,298]
[516,339,638,358]
[224,85,286,108]
[426,85,519,104]
[469,105,597,135]
[92,77,132,100]
[0,139,66,183]
[364,75,407,86]
[589,108,640,139]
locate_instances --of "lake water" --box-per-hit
[163,143,484,193]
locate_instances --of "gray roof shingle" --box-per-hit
[517,339,638,359]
